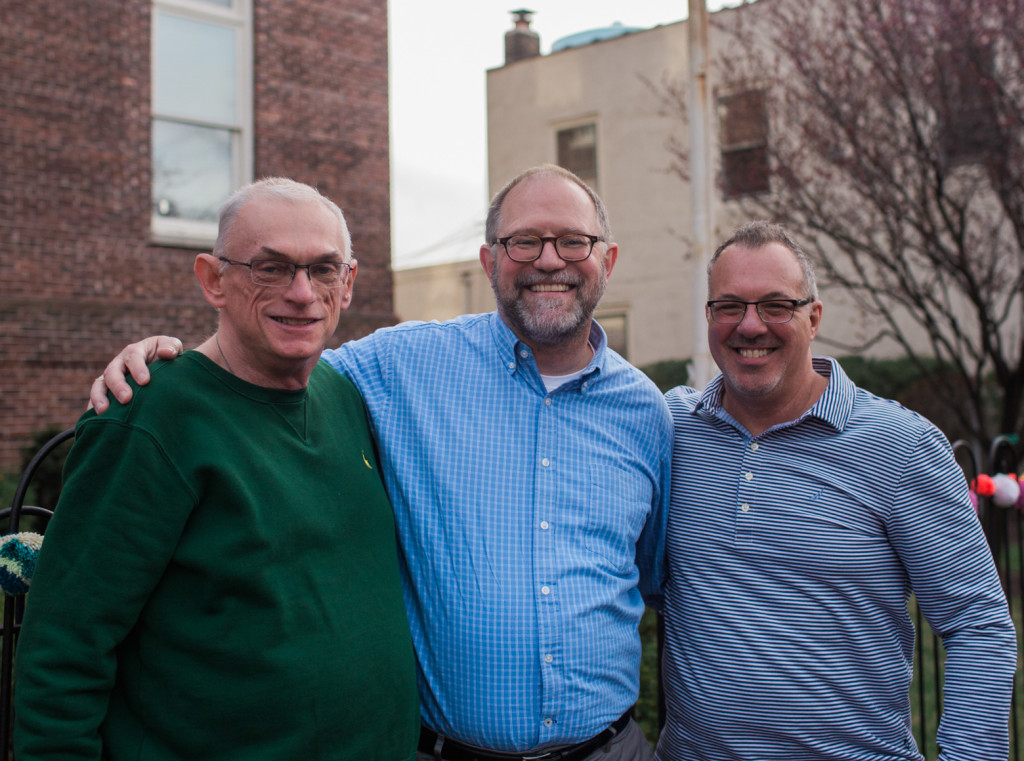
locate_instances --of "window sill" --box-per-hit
[149,217,218,250]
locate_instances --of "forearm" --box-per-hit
[894,428,1016,759]
[935,620,1017,760]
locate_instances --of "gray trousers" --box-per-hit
[416,718,655,761]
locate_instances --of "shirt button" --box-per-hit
[743,472,753,481]
[740,503,750,513]
[544,653,553,663]
[507,362,515,370]
[540,521,550,530]
[750,442,759,451]
[541,586,551,595]
[545,397,552,406]
[519,349,529,358]
[541,458,550,467]
[543,718,554,728]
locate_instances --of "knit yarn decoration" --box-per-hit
[969,473,1024,512]
[992,473,1022,508]
[972,474,996,498]
[0,532,44,596]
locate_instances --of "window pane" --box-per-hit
[719,89,770,198]
[155,11,237,123]
[153,119,233,222]
[722,146,770,198]
[557,124,597,185]
[719,91,767,148]
[939,43,1000,163]
[194,0,232,6]
[600,314,628,358]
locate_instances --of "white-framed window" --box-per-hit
[151,0,252,247]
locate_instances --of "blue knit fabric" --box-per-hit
[657,357,1016,761]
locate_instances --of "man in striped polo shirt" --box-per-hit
[657,221,1016,760]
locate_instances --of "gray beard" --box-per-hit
[491,268,606,347]
[502,297,589,346]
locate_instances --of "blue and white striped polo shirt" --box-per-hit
[657,357,1016,761]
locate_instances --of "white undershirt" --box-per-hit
[540,368,588,393]
[539,342,596,392]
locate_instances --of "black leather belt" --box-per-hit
[418,711,632,761]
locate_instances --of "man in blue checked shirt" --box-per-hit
[92,165,672,761]
[657,221,1016,761]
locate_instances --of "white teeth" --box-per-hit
[738,348,771,358]
[529,284,570,292]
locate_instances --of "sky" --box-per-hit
[387,2,726,269]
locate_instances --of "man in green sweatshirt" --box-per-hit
[13,178,420,761]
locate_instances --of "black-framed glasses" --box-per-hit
[707,298,814,324]
[492,234,604,262]
[218,257,353,287]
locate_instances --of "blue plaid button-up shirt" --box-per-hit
[323,312,671,752]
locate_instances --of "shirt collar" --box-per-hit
[489,311,607,386]
[694,356,856,432]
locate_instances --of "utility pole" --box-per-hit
[688,0,714,389]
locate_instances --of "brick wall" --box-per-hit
[0,0,394,471]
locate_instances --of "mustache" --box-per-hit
[513,272,584,289]
[727,338,776,348]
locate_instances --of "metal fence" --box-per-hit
[0,427,73,759]
[912,436,1024,759]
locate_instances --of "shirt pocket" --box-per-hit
[585,468,652,572]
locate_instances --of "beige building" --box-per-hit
[395,259,495,321]
[395,6,888,369]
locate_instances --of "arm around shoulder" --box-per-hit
[90,336,183,412]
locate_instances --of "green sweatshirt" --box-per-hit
[14,353,419,761]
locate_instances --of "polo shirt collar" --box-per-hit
[695,356,856,432]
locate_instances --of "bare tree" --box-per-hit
[660,0,1024,442]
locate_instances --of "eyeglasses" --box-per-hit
[707,298,814,324]
[492,234,604,263]
[218,257,353,287]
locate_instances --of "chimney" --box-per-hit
[505,9,540,64]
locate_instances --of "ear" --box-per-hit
[808,300,823,339]
[194,254,228,309]
[479,242,496,277]
[600,242,619,280]
[338,259,358,310]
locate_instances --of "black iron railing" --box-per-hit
[0,427,74,760]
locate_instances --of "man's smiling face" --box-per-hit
[216,195,353,380]
[482,173,616,348]
[707,241,821,406]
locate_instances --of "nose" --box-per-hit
[284,267,317,302]
[736,303,768,335]
[533,238,567,270]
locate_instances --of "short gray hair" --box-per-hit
[213,177,352,261]
[708,221,818,299]
[484,164,613,244]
